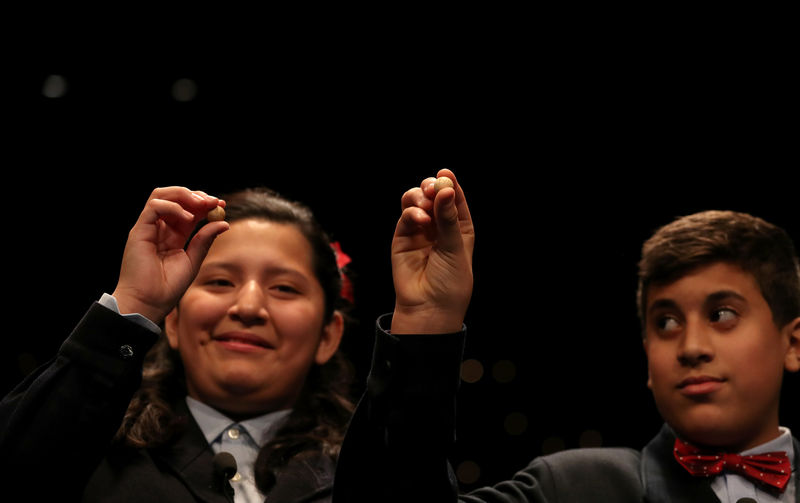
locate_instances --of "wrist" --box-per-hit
[391,303,465,334]
[111,287,167,325]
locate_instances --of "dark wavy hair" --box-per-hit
[114,187,356,495]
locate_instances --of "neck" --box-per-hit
[690,426,784,453]
[187,390,293,422]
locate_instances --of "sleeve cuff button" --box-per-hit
[119,344,135,359]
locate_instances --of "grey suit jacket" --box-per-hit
[332,315,799,503]
[461,424,799,502]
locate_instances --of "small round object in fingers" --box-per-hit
[433,176,454,193]
[207,206,226,222]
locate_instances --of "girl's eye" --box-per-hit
[274,285,300,294]
[206,279,234,287]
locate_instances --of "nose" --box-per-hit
[677,317,714,367]
[228,281,269,325]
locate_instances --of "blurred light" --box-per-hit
[541,436,565,454]
[461,358,484,383]
[172,78,198,102]
[456,460,481,485]
[491,359,516,383]
[579,429,603,448]
[42,75,68,98]
[503,412,528,436]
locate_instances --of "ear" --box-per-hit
[784,316,800,373]
[164,308,181,350]
[315,311,345,365]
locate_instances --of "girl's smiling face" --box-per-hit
[165,219,343,417]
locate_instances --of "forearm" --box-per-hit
[371,314,465,432]
[334,314,466,503]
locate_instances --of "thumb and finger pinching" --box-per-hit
[432,176,463,252]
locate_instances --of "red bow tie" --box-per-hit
[674,438,792,492]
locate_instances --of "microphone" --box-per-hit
[213,452,237,502]
[213,451,238,479]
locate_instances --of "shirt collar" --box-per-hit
[185,396,292,447]
[663,423,794,459]
[741,426,794,463]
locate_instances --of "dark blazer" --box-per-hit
[0,302,334,502]
[332,315,800,503]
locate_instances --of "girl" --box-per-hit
[1,186,355,502]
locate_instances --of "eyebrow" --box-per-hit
[200,262,310,281]
[647,298,678,315]
[705,290,747,306]
[647,289,748,317]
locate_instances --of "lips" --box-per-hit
[212,332,273,351]
[677,375,726,396]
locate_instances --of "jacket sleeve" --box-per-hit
[0,302,159,498]
[333,313,466,503]
[460,447,644,502]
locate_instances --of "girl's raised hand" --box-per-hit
[112,187,229,324]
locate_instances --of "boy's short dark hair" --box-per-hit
[637,210,800,331]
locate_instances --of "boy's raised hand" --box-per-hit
[112,187,229,324]
[391,169,474,334]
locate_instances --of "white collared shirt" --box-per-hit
[186,396,292,503]
[710,426,796,503]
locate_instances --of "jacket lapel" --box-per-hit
[641,424,721,503]
[266,454,335,502]
[150,400,336,502]
[152,400,230,503]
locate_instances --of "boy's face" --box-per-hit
[643,262,800,451]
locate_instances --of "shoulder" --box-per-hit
[528,447,643,499]
[465,448,645,502]
[539,446,641,469]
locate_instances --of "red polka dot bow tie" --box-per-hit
[673,438,792,492]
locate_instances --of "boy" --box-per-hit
[332,172,800,502]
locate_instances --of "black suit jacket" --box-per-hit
[333,315,800,503]
[0,302,334,502]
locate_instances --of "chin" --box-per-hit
[218,373,268,395]
[208,381,284,415]
[669,409,742,448]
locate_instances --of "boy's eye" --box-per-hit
[656,316,680,332]
[710,308,737,324]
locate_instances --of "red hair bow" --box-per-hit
[331,242,354,303]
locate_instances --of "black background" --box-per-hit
[4,15,797,491]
